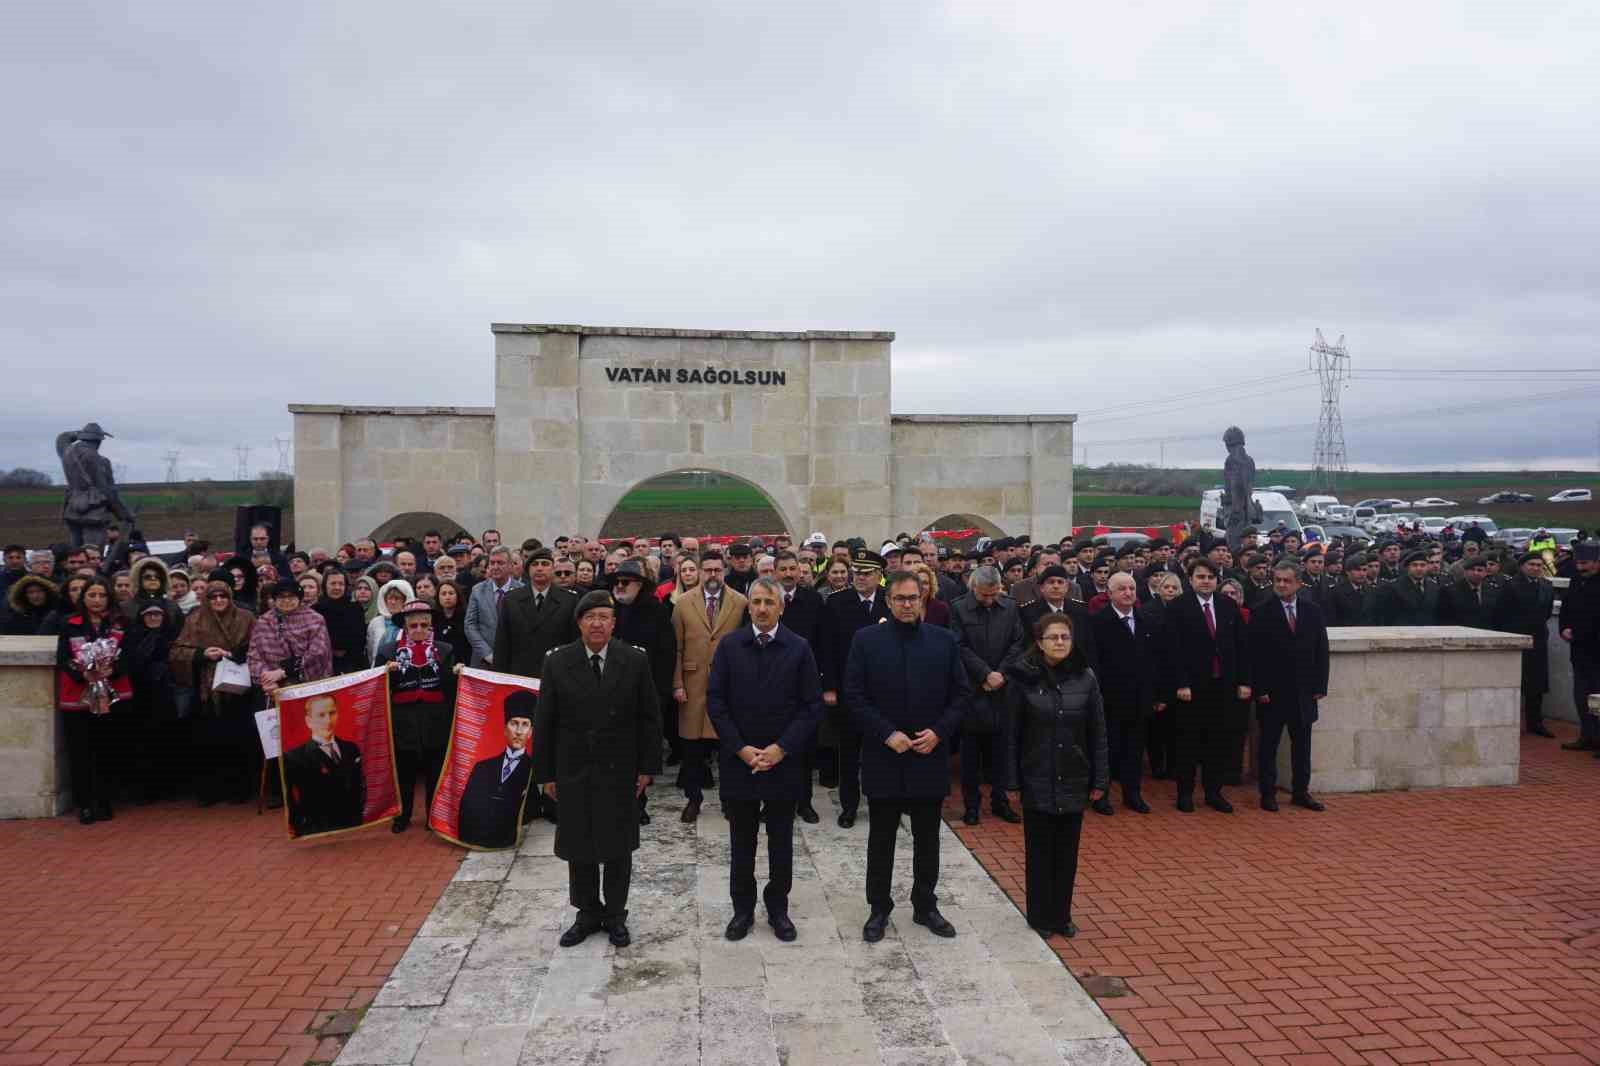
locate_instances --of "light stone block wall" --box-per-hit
[809,336,893,547]
[0,639,67,819]
[890,416,1075,538]
[1285,627,1530,793]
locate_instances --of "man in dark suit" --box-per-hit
[1089,572,1165,815]
[846,570,971,944]
[456,690,536,848]
[495,548,578,820]
[1250,561,1330,811]
[533,590,663,950]
[755,550,828,824]
[283,693,364,836]
[1376,550,1441,625]
[1163,557,1251,813]
[950,565,1025,825]
[610,558,676,826]
[820,548,891,828]
[708,577,824,943]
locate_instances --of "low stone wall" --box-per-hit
[1290,626,1531,793]
[0,637,66,819]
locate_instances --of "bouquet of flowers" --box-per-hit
[74,637,123,715]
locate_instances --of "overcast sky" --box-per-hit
[5,2,1599,483]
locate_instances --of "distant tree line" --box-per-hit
[1,468,52,487]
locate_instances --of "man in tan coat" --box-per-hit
[672,552,748,822]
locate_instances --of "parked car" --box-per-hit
[1418,517,1451,535]
[1321,524,1373,545]
[1476,491,1536,504]
[1492,528,1534,551]
[1411,497,1458,509]
[1298,494,1340,517]
[1449,515,1499,534]
[1322,504,1354,522]
[1545,527,1582,547]
[1092,532,1151,551]
[1548,488,1593,503]
[1352,506,1379,529]
[1300,524,1325,543]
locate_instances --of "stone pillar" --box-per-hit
[291,409,344,549]
[493,326,580,539]
[1028,418,1075,540]
[0,638,66,819]
[809,335,892,547]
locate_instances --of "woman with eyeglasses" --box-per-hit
[1003,614,1108,939]
[171,570,257,805]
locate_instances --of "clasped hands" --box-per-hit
[886,729,939,755]
[738,744,786,772]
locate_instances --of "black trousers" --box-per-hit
[570,854,632,924]
[959,727,1003,810]
[865,797,942,915]
[62,710,114,812]
[1523,693,1545,731]
[1574,660,1600,744]
[829,704,863,814]
[725,798,796,917]
[1147,709,1175,776]
[681,739,718,804]
[1106,713,1147,801]
[1022,807,1084,931]
[1257,705,1312,798]
[1174,680,1228,799]
[396,747,444,825]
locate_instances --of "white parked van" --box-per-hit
[1299,494,1340,517]
[1200,490,1304,538]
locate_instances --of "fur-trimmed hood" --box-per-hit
[7,574,58,615]
[130,555,170,596]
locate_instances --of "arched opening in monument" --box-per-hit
[599,470,789,541]
[920,513,1005,551]
[369,511,473,545]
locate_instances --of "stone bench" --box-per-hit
[0,637,65,818]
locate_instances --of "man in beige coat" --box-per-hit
[672,553,748,822]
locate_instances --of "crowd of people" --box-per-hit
[3,513,1596,948]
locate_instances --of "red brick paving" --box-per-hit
[0,797,460,1066]
[948,724,1600,1066]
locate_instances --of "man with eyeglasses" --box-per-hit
[552,560,578,590]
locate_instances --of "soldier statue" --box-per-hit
[1218,425,1261,553]
[56,422,135,547]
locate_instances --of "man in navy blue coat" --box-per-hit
[845,570,971,943]
[1250,561,1330,812]
[708,577,824,943]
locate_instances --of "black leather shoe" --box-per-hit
[1091,797,1114,816]
[796,804,820,824]
[913,909,956,938]
[1061,921,1078,939]
[95,803,113,822]
[1291,793,1326,812]
[768,913,797,942]
[638,808,651,826]
[992,803,1022,824]
[1205,794,1234,814]
[1528,725,1555,738]
[605,921,631,948]
[724,912,754,941]
[837,810,856,829]
[961,808,979,826]
[1176,794,1195,813]
[559,919,600,948]
[1125,796,1152,814]
[862,911,890,943]
[391,818,409,834]
[1260,794,1280,811]
[1561,740,1596,751]
[77,807,95,825]
[680,800,701,824]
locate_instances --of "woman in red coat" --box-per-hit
[55,576,131,824]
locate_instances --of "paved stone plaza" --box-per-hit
[339,786,1135,1066]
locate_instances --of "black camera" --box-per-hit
[281,656,303,684]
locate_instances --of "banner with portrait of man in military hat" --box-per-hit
[428,667,541,850]
[275,666,399,840]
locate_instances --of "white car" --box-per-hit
[1450,515,1499,534]
[1418,517,1451,535]
[1411,497,1458,509]
[1548,488,1592,503]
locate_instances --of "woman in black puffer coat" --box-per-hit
[1003,612,1108,939]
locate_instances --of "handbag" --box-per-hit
[212,658,252,694]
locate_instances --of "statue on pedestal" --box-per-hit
[56,422,136,548]
[1218,425,1260,553]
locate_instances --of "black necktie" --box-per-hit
[864,596,872,614]
[591,654,602,682]
[535,593,544,611]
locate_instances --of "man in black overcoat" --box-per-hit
[1089,572,1165,815]
[950,565,1025,826]
[456,690,535,848]
[610,559,676,824]
[708,577,823,943]
[820,548,891,828]
[1250,561,1330,811]
[1163,557,1251,813]
[532,590,663,949]
[1376,550,1440,625]
[752,551,828,824]
[1492,552,1557,737]
[1438,556,1496,629]
[283,693,364,836]
[496,548,579,819]
[1559,542,1600,752]
[845,570,971,943]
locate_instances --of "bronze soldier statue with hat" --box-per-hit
[56,422,135,548]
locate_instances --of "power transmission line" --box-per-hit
[162,450,180,483]
[234,444,250,481]
[273,436,291,474]
[1308,329,1349,492]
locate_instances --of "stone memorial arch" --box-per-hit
[291,323,1075,548]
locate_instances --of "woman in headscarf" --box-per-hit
[55,576,130,824]
[5,574,58,636]
[171,570,257,805]
[220,557,258,618]
[354,574,379,622]
[366,578,415,665]
[313,568,367,675]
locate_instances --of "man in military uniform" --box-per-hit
[1376,550,1440,625]
[1298,547,1334,609]
[1438,556,1496,629]
[56,423,135,548]
[1375,540,1404,583]
[609,558,676,825]
[1559,542,1600,753]
[820,548,891,828]
[1492,552,1556,738]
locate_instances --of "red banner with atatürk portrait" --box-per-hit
[275,667,399,840]
[428,668,540,850]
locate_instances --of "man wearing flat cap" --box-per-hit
[1376,549,1440,625]
[725,542,756,595]
[457,690,536,848]
[534,590,663,949]
[820,548,891,828]
[1492,552,1557,738]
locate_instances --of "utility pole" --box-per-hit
[235,445,251,481]
[273,436,291,474]
[162,450,180,483]
[1308,329,1349,492]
